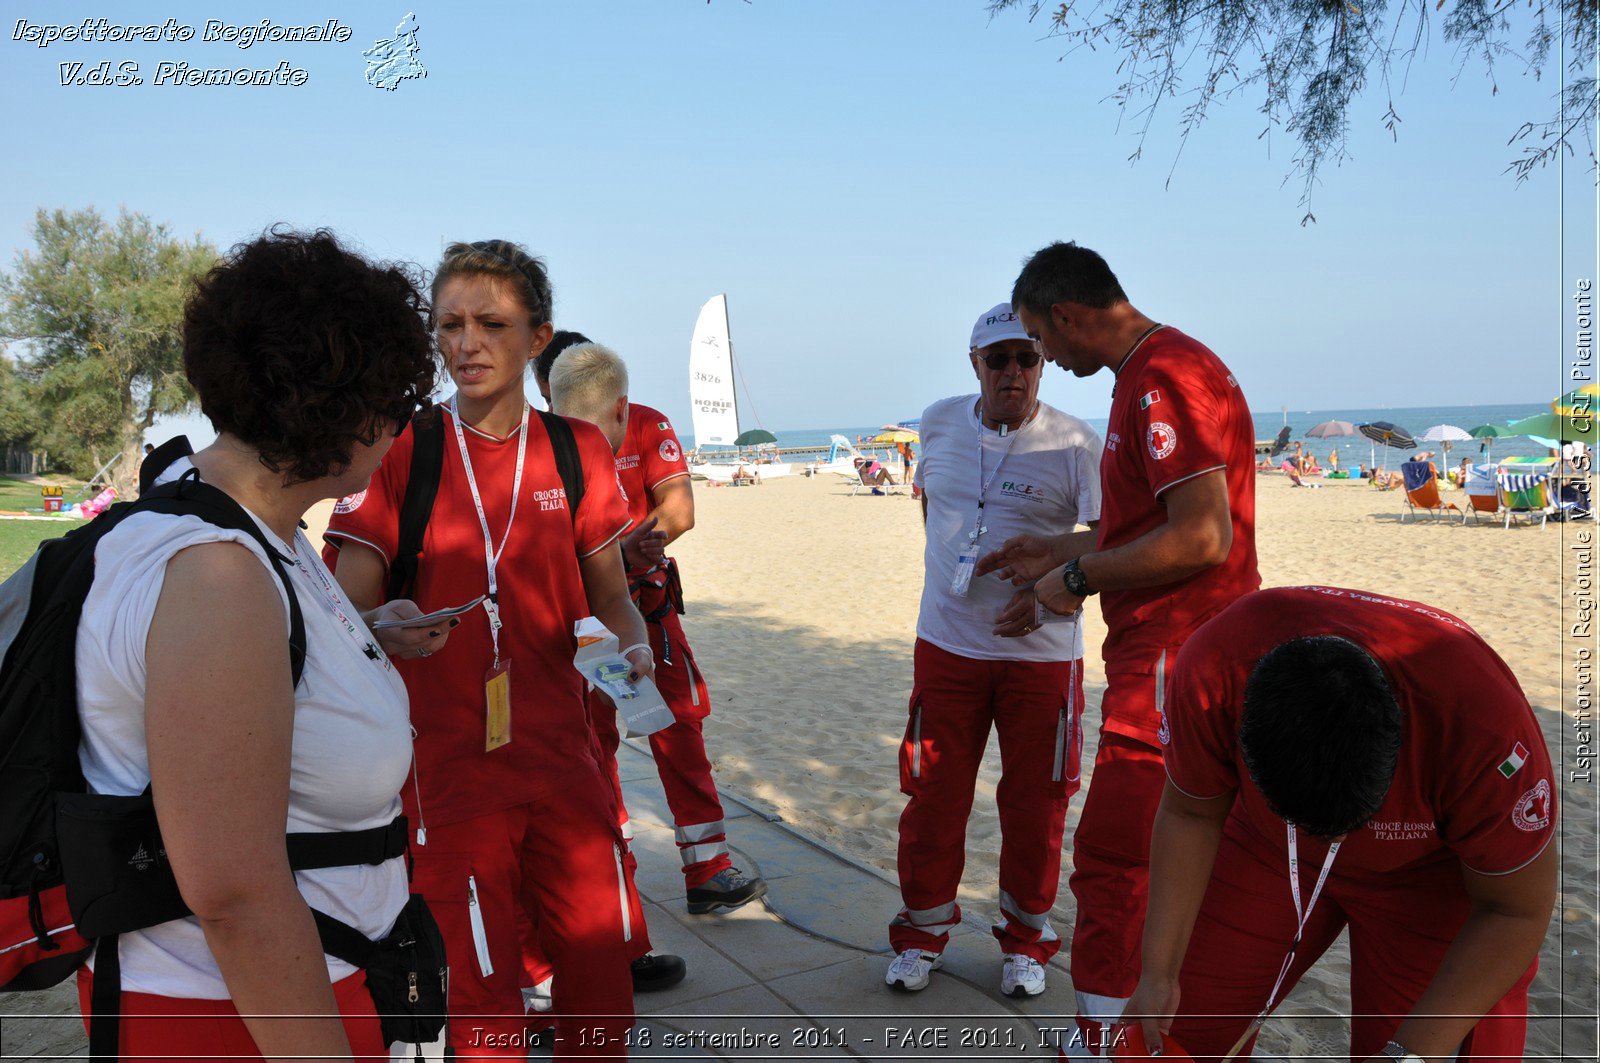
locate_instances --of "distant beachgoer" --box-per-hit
[1328,448,1340,473]
[855,456,892,487]
[886,301,1099,999]
[979,242,1259,1043]
[898,440,915,480]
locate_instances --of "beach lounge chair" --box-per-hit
[1497,466,1554,528]
[1400,461,1459,521]
[1462,463,1500,524]
[848,457,908,497]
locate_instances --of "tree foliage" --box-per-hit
[991,0,1599,222]
[0,208,217,489]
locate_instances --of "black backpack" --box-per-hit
[0,439,447,1060]
[385,409,586,602]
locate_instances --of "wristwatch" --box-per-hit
[1381,1041,1422,1063]
[1061,557,1096,598]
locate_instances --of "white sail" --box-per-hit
[689,294,739,448]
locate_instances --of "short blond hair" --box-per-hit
[549,341,629,425]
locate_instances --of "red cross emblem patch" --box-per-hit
[1147,422,1177,460]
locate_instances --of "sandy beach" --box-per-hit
[660,468,1594,1060]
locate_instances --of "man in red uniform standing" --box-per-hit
[540,334,768,914]
[980,242,1259,1052]
[1125,587,1556,1062]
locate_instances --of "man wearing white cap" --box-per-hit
[886,303,1102,998]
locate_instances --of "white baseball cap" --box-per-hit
[969,302,1032,350]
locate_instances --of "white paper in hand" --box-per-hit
[573,617,675,737]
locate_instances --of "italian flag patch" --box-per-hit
[657,421,671,430]
[1139,390,1161,410]
[1497,742,1529,778]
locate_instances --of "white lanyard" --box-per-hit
[1224,823,1340,1060]
[968,403,1031,545]
[447,396,530,667]
[290,534,390,671]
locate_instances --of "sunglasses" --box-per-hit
[978,349,1042,371]
[390,397,429,437]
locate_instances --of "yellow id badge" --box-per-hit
[484,660,511,752]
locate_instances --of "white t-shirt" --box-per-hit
[75,459,413,998]
[914,396,1102,663]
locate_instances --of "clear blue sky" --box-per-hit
[2,1,1593,437]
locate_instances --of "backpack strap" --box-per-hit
[286,815,408,870]
[536,410,585,525]
[135,475,308,689]
[387,416,445,603]
[137,437,194,495]
[87,934,121,1062]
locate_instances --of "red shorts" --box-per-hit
[76,966,386,1061]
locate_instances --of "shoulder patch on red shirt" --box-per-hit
[1139,389,1161,410]
[1512,778,1552,832]
[333,490,367,514]
[659,439,681,463]
[1147,422,1177,460]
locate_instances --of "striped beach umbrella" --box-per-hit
[1357,421,1416,469]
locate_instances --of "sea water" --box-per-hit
[687,403,1560,468]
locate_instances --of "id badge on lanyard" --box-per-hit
[449,397,531,752]
[952,421,1020,599]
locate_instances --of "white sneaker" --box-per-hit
[885,948,943,991]
[1001,953,1046,997]
[521,975,554,1014]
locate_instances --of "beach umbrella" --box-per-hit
[1469,423,1513,461]
[1305,420,1357,439]
[1553,384,1600,417]
[1357,421,1416,469]
[1420,424,1473,470]
[733,428,777,447]
[1509,412,1600,446]
[872,428,919,444]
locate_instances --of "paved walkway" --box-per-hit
[607,739,1074,1062]
[0,740,1077,1061]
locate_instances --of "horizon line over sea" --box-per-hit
[685,401,1564,464]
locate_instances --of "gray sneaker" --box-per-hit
[686,867,769,914]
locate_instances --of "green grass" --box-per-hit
[0,521,64,579]
[0,475,89,579]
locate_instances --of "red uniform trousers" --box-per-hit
[411,786,635,1060]
[1068,673,1168,1049]
[890,638,1085,963]
[1169,828,1536,1062]
[76,967,386,1061]
[593,608,731,889]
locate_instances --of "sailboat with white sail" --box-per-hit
[687,294,791,481]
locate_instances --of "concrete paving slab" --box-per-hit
[640,984,799,1060]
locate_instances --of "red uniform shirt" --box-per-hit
[614,403,689,526]
[1098,327,1259,686]
[1164,587,1556,879]
[323,408,630,826]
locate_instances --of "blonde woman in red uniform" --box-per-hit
[325,241,647,1059]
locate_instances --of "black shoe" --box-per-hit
[686,867,769,914]
[631,952,688,992]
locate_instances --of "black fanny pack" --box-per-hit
[55,789,447,1059]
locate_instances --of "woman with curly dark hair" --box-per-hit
[73,229,444,1058]
[325,239,647,1057]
